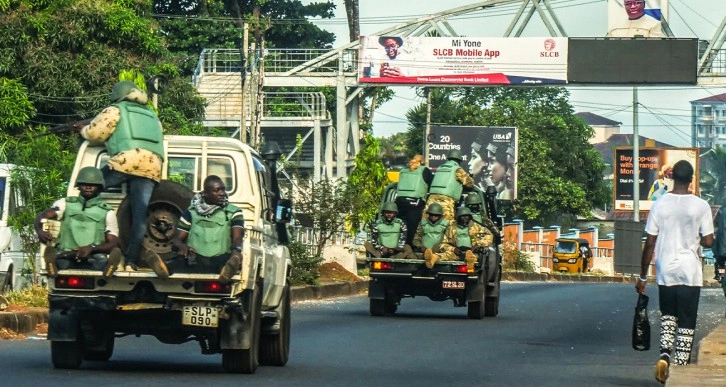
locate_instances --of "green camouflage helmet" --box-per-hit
[381,201,398,213]
[465,194,482,205]
[446,149,463,161]
[455,206,472,218]
[76,167,105,188]
[110,80,139,103]
[427,203,444,215]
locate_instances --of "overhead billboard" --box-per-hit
[613,147,698,212]
[427,126,517,201]
[607,0,668,38]
[358,36,568,86]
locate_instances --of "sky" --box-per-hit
[302,0,726,147]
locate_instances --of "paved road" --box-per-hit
[0,282,723,386]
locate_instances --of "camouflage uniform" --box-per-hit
[412,217,449,256]
[422,167,474,223]
[439,219,494,261]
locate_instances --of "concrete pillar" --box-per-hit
[336,51,347,180]
[314,120,321,182]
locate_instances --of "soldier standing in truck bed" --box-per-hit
[396,154,433,246]
[422,149,474,222]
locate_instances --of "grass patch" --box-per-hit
[4,285,49,308]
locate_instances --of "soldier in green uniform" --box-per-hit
[428,207,494,270]
[412,203,449,268]
[396,154,433,246]
[464,193,499,238]
[34,167,124,278]
[170,175,245,282]
[423,149,475,222]
[364,202,416,259]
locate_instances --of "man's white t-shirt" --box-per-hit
[52,198,119,236]
[645,193,714,286]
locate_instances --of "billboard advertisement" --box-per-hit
[607,0,668,38]
[358,36,568,86]
[613,147,698,212]
[428,126,517,201]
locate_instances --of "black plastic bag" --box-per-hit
[632,293,651,351]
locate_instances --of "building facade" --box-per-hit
[691,93,726,148]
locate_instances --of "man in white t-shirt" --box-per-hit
[636,160,714,384]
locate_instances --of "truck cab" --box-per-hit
[46,136,292,373]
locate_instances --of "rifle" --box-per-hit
[34,118,93,137]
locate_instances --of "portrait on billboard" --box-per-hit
[606,0,666,38]
[429,126,517,201]
[360,35,419,79]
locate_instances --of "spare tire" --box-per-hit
[117,180,194,261]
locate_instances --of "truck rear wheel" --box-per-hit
[83,331,115,361]
[484,296,499,317]
[260,282,291,366]
[467,300,485,319]
[222,280,262,374]
[117,180,194,260]
[51,340,83,369]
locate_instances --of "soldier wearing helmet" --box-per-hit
[426,207,493,270]
[412,203,449,268]
[396,154,433,246]
[364,202,416,259]
[75,80,166,276]
[423,148,475,223]
[464,193,500,239]
[34,167,123,278]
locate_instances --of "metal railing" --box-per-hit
[701,48,726,75]
[293,227,356,247]
[261,92,329,120]
[193,48,360,86]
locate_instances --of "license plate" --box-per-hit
[442,280,465,289]
[719,269,725,274]
[182,305,219,327]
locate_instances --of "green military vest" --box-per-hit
[456,224,472,248]
[429,160,462,199]
[58,196,111,251]
[472,213,482,224]
[376,218,403,249]
[108,101,164,159]
[421,218,448,249]
[397,167,427,199]
[187,204,241,257]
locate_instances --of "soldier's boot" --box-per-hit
[44,245,58,277]
[219,253,242,283]
[364,242,381,258]
[424,249,440,269]
[103,248,123,278]
[143,249,170,280]
[465,250,477,270]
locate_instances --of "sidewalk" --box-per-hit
[667,322,726,386]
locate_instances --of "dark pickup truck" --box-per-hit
[366,185,502,319]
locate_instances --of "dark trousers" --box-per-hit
[102,167,156,264]
[56,253,108,271]
[396,197,424,246]
[658,285,700,330]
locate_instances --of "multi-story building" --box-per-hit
[691,93,726,148]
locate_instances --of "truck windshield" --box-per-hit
[555,241,577,254]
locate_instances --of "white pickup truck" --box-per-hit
[45,136,292,374]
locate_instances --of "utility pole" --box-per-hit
[633,87,640,222]
[239,23,249,144]
[424,87,432,167]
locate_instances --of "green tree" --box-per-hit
[347,134,388,232]
[405,87,609,226]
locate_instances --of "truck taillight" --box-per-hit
[195,281,231,294]
[371,261,394,270]
[55,276,95,289]
[453,265,470,274]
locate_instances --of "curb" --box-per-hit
[0,308,49,335]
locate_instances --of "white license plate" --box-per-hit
[182,305,219,327]
[719,269,725,274]
[442,280,465,289]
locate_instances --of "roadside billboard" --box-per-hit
[358,36,568,86]
[613,147,698,212]
[428,126,517,201]
[607,0,668,38]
